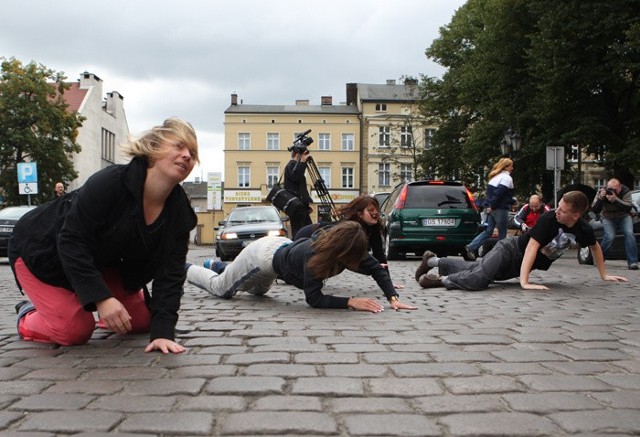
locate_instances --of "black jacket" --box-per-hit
[284,159,313,205]
[271,238,397,309]
[12,157,197,341]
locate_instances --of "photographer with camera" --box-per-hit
[592,178,638,270]
[284,133,314,237]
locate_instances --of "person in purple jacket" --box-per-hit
[187,221,416,312]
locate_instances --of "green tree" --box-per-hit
[0,58,83,205]
[418,0,640,198]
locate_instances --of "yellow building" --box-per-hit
[223,94,361,221]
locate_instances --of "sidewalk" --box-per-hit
[0,246,638,435]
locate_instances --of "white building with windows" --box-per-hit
[63,72,129,190]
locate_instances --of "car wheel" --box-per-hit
[384,233,400,261]
[577,246,594,265]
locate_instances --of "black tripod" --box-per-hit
[305,156,340,222]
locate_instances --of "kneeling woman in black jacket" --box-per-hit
[10,118,198,354]
[186,221,416,312]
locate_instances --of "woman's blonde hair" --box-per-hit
[307,221,368,280]
[122,117,199,164]
[488,157,513,179]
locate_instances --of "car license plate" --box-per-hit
[0,226,12,233]
[422,218,455,226]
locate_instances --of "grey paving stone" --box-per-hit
[253,395,323,411]
[330,397,413,413]
[220,411,337,435]
[168,364,237,378]
[440,412,559,436]
[557,348,631,361]
[430,351,498,362]
[0,411,23,430]
[368,377,442,396]
[123,378,206,396]
[391,362,481,377]
[362,351,431,364]
[540,361,618,374]
[324,364,388,377]
[550,409,640,434]
[119,412,214,435]
[244,363,318,376]
[0,380,53,396]
[291,377,364,396]
[82,366,168,380]
[343,414,441,436]
[517,374,614,391]
[206,376,285,395]
[440,334,514,345]
[9,393,94,411]
[414,394,504,414]
[489,349,567,362]
[442,376,523,394]
[0,367,30,380]
[175,395,246,412]
[478,362,551,375]
[294,352,359,364]
[225,351,290,364]
[502,392,601,412]
[19,411,123,433]
[590,390,640,408]
[87,395,176,412]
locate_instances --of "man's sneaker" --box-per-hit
[464,245,477,261]
[203,259,214,269]
[418,274,443,289]
[629,263,639,270]
[415,251,437,282]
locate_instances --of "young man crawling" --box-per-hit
[416,191,628,291]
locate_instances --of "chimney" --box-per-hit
[79,71,103,89]
[105,91,123,116]
[346,83,357,106]
[231,93,238,106]
[386,79,396,85]
[321,96,332,106]
[295,99,309,106]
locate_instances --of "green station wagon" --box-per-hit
[380,180,481,260]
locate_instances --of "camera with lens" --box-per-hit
[605,188,615,195]
[288,129,314,155]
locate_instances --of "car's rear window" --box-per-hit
[405,185,473,209]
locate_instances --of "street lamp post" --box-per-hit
[499,127,522,159]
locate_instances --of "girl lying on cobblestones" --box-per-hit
[415,191,628,291]
[10,118,198,354]
[187,221,416,312]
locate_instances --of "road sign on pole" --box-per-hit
[17,162,39,204]
[546,147,564,208]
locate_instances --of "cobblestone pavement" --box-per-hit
[0,246,639,436]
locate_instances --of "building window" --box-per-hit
[238,166,250,188]
[594,178,607,190]
[319,166,331,188]
[594,145,606,162]
[378,163,390,187]
[424,128,436,149]
[342,167,354,188]
[400,126,413,148]
[318,133,331,151]
[400,163,413,182]
[101,128,115,163]
[341,133,354,151]
[267,166,279,188]
[378,126,390,147]
[568,145,579,162]
[267,133,280,150]
[238,133,251,150]
[375,103,387,112]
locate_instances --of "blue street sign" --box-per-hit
[17,162,38,183]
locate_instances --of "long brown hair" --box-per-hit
[307,221,368,279]
[338,195,381,228]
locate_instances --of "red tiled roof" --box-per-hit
[63,82,88,113]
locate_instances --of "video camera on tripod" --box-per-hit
[288,129,314,155]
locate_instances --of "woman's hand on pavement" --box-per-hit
[145,338,186,354]
[96,297,132,334]
[348,298,384,313]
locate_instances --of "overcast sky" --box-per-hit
[1,0,465,181]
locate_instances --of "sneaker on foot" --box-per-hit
[415,251,437,282]
[203,259,213,269]
[464,245,477,261]
[629,263,639,270]
[418,273,443,289]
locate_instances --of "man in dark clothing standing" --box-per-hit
[284,148,313,237]
[591,178,638,270]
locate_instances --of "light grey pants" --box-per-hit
[187,236,291,299]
